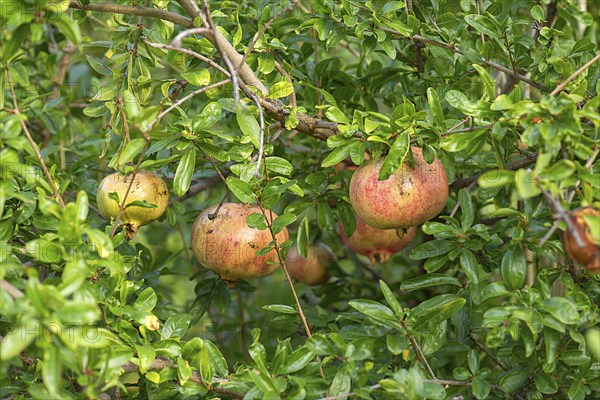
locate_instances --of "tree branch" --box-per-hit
[550,51,600,96]
[69,1,193,27]
[122,357,243,399]
[0,280,25,299]
[450,153,538,191]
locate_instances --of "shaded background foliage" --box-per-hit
[0,0,599,399]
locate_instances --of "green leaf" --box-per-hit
[135,344,156,373]
[378,131,410,180]
[181,69,211,86]
[56,302,100,324]
[118,138,146,166]
[380,280,403,317]
[472,64,496,99]
[427,88,445,129]
[265,157,293,176]
[560,349,591,366]
[177,357,192,385]
[409,294,466,329]
[464,14,500,38]
[268,81,294,99]
[204,340,229,377]
[458,189,474,228]
[410,239,454,260]
[85,55,113,76]
[194,101,222,131]
[236,106,260,148]
[582,214,600,244]
[539,298,579,325]
[0,321,37,360]
[499,370,529,393]
[296,216,310,258]
[322,142,354,168]
[337,201,356,237]
[348,299,402,331]
[174,148,196,196]
[262,304,297,314]
[1,24,30,61]
[472,376,490,399]
[42,347,61,397]
[272,213,296,234]
[460,249,480,284]
[51,14,82,45]
[329,365,352,397]
[531,5,545,22]
[515,168,541,199]
[325,106,349,124]
[162,314,191,338]
[277,347,315,374]
[226,176,256,203]
[478,170,514,188]
[135,287,158,311]
[125,200,158,209]
[400,274,461,291]
[501,245,526,289]
[534,374,558,394]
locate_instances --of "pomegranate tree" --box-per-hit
[285,242,334,286]
[563,207,600,273]
[349,147,448,229]
[340,214,417,263]
[96,170,169,239]
[191,203,289,282]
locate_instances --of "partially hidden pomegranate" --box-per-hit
[562,207,600,273]
[97,171,169,239]
[349,147,448,229]
[191,203,289,282]
[340,214,417,263]
[285,242,335,286]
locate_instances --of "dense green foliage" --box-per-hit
[1,0,599,399]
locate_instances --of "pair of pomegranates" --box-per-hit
[339,147,448,263]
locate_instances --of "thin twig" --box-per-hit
[149,79,232,130]
[539,146,599,246]
[5,67,66,207]
[0,280,25,299]
[399,320,437,379]
[471,335,509,370]
[200,0,240,104]
[540,188,584,248]
[550,51,600,96]
[121,356,243,399]
[238,1,300,71]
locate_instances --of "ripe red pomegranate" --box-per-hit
[97,171,169,239]
[349,147,448,229]
[191,203,289,282]
[340,214,417,263]
[285,243,334,285]
[563,208,599,273]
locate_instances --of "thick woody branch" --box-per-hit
[69,1,194,27]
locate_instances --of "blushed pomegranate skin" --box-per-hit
[563,208,600,273]
[191,203,289,281]
[340,215,417,263]
[96,171,169,239]
[349,147,448,229]
[285,243,334,286]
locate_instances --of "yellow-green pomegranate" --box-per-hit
[285,243,334,286]
[191,203,289,283]
[97,171,169,239]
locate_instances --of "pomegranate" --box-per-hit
[285,242,334,286]
[340,214,417,263]
[97,171,169,239]
[562,207,600,273]
[349,147,448,229]
[191,203,289,282]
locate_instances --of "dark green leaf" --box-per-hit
[174,148,196,196]
[400,274,461,291]
[501,245,526,289]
